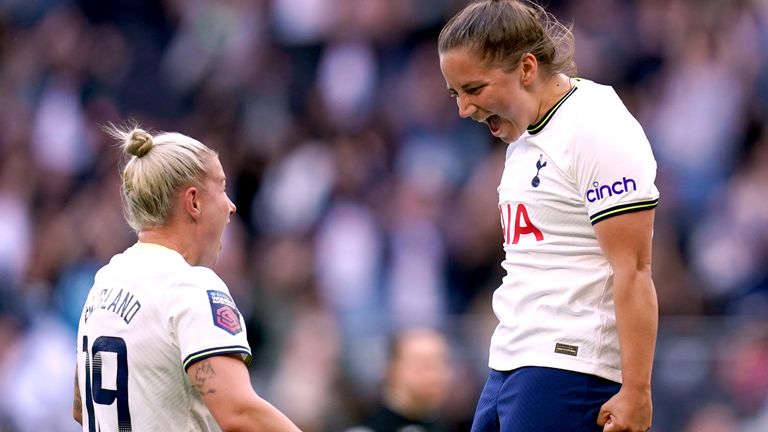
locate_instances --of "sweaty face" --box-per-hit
[439,48,537,143]
[197,156,236,267]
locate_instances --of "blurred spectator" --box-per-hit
[0,314,78,432]
[346,327,452,432]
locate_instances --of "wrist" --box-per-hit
[621,382,651,395]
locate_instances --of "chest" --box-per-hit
[497,145,590,246]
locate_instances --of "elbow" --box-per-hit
[217,423,238,432]
[218,419,253,432]
[612,265,657,298]
[217,421,239,432]
[215,408,255,432]
[614,259,653,280]
[215,401,292,432]
[633,255,653,275]
[613,270,658,310]
[640,264,654,284]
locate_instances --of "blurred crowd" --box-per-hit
[0,0,766,431]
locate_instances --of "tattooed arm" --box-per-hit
[73,368,83,425]
[190,359,218,396]
[187,355,301,432]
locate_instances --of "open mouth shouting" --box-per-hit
[485,114,502,136]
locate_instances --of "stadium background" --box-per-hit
[0,0,766,430]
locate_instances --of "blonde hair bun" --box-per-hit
[127,129,154,158]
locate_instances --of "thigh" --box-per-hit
[497,367,621,432]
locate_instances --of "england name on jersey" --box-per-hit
[490,78,659,383]
[76,242,252,431]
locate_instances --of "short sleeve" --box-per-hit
[170,268,252,371]
[571,101,659,225]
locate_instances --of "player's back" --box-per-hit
[76,242,239,431]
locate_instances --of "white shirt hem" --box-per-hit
[488,354,623,384]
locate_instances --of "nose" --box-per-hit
[457,94,476,119]
[228,197,236,216]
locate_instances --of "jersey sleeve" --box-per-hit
[571,96,659,225]
[170,268,252,371]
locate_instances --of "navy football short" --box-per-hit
[471,366,621,432]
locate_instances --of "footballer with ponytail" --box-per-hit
[74,124,301,431]
[439,2,659,431]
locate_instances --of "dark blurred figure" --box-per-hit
[348,328,452,432]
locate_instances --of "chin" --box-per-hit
[502,130,524,143]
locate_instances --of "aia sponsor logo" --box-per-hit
[499,203,543,245]
[586,177,637,202]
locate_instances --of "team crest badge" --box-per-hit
[207,290,243,335]
[531,154,547,187]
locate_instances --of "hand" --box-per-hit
[597,385,652,432]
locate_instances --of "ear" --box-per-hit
[519,53,538,86]
[182,186,201,221]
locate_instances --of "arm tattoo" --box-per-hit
[191,359,217,396]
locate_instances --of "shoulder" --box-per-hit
[570,79,631,124]
[568,79,651,153]
[92,246,146,288]
[187,266,226,285]
[176,266,229,296]
[166,266,240,331]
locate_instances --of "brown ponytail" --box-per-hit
[438,0,576,75]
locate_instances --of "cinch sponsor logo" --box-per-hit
[586,177,637,202]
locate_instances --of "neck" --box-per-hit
[534,73,571,124]
[138,229,197,265]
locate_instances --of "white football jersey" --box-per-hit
[76,242,252,431]
[489,78,659,383]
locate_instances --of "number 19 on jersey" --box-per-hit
[81,335,133,431]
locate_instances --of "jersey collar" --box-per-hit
[526,78,579,135]
[133,241,186,262]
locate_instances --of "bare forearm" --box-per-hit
[594,210,656,430]
[189,357,301,432]
[613,268,658,390]
[220,399,301,432]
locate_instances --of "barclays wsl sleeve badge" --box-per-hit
[207,290,243,335]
